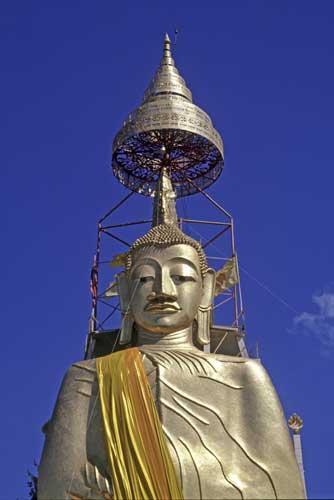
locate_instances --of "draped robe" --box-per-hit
[38,348,305,499]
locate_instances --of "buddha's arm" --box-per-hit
[38,360,111,500]
[242,359,305,499]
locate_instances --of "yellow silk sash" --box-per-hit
[96,348,183,500]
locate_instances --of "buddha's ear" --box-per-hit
[196,268,216,346]
[201,268,216,308]
[116,271,134,345]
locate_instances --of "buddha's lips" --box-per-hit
[145,303,181,313]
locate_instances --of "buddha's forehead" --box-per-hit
[131,244,201,269]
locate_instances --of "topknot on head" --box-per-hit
[126,224,208,277]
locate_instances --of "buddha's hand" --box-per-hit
[67,462,113,500]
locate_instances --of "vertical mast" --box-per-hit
[288,413,307,498]
[152,167,177,227]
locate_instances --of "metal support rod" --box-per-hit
[98,191,135,224]
[236,254,246,328]
[230,219,236,256]
[92,224,102,333]
[213,296,233,310]
[233,285,239,326]
[213,331,229,354]
[90,313,107,332]
[181,218,231,226]
[100,229,131,247]
[96,299,120,311]
[101,219,152,230]
[214,290,234,296]
[206,256,230,261]
[99,307,119,328]
[182,174,233,219]
[228,218,238,326]
[237,336,249,359]
[203,225,231,249]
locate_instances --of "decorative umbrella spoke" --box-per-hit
[113,129,223,197]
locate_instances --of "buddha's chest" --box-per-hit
[141,350,250,500]
[86,351,276,499]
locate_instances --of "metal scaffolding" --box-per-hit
[84,188,248,360]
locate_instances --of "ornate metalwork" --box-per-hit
[288,413,304,434]
[112,34,224,197]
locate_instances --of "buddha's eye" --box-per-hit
[171,275,195,284]
[139,276,154,284]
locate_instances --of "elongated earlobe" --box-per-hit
[116,272,134,345]
[195,269,216,346]
[119,311,134,345]
[196,305,211,345]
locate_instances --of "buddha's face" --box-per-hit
[129,244,204,334]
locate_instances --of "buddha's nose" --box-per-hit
[147,291,177,302]
[153,269,176,297]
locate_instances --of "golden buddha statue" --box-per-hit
[38,35,305,500]
[38,175,305,499]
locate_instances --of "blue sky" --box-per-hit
[1,1,334,498]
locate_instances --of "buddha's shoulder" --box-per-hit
[46,360,99,420]
[200,351,269,379]
[58,358,97,395]
[71,358,97,371]
[204,352,248,364]
[67,358,97,376]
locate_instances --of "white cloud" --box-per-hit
[292,289,334,358]
[312,292,334,318]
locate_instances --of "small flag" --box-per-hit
[104,280,118,298]
[90,264,98,303]
[109,252,127,268]
[215,256,239,296]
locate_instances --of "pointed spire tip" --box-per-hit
[141,30,193,103]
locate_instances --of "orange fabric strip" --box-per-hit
[96,348,183,500]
